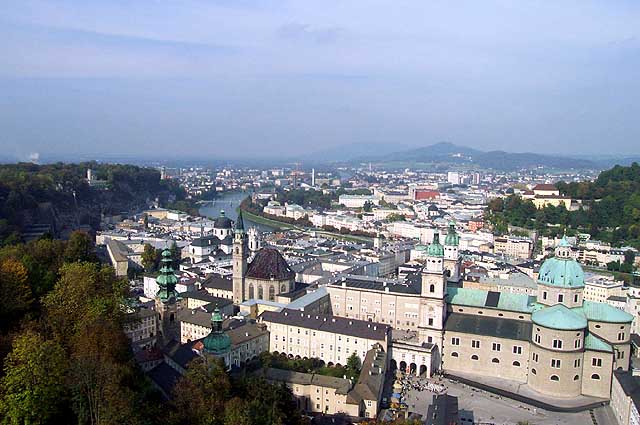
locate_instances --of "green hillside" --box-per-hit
[486,163,640,249]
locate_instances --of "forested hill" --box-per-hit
[486,162,640,249]
[0,162,183,244]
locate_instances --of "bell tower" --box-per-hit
[419,233,448,365]
[232,211,248,304]
[443,222,461,282]
[155,248,179,344]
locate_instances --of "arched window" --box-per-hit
[513,361,520,367]
[550,375,559,381]
[258,286,264,300]
[471,355,479,361]
[269,286,275,301]
[248,284,254,299]
[429,284,435,293]
[492,358,500,364]
[591,374,600,380]
[573,375,580,381]
[451,352,459,357]
[281,284,287,293]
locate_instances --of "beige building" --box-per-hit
[610,371,640,425]
[124,308,158,350]
[522,184,572,209]
[493,236,534,260]
[441,237,633,403]
[260,309,390,367]
[264,344,387,419]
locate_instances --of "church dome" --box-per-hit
[427,233,444,257]
[532,304,587,331]
[203,308,231,355]
[214,211,233,229]
[538,257,584,288]
[444,222,460,246]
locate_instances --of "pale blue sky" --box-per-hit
[1,1,639,161]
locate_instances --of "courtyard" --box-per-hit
[382,371,614,424]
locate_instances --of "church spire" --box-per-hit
[235,210,245,234]
[156,248,178,303]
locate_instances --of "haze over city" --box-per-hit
[2,0,640,161]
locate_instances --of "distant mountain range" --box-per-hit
[314,142,639,171]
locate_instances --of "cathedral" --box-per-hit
[232,211,295,304]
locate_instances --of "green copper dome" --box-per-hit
[537,256,585,288]
[532,304,587,331]
[156,248,179,303]
[427,233,444,257]
[444,222,460,246]
[203,307,231,355]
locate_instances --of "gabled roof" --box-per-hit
[246,248,294,280]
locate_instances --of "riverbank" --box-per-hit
[240,206,373,244]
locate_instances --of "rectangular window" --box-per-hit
[558,294,564,303]
[618,351,625,359]
[492,343,501,352]
[574,358,581,368]
[618,332,625,341]
[551,359,561,368]
[592,358,602,367]
[535,334,541,344]
[428,318,434,326]
[472,340,480,349]
[532,353,539,362]
[542,291,547,300]
[552,339,563,349]
[451,337,460,346]
[513,346,522,355]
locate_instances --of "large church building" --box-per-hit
[324,225,633,404]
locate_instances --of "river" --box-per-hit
[199,191,275,232]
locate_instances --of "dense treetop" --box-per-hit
[486,163,640,249]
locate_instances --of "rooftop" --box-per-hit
[246,248,295,281]
[447,287,535,313]
[444,313,532,341]
[260,309,389,341]
[532,304,587,331]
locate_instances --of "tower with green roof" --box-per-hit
[203,307,231,361]
[443,222,461,282]
[536,235,584,308]
[232,210,248,304]
[155,247,180,341]
[419,231,448,358]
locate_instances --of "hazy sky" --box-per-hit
[1,0,639,161]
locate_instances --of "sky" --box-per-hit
[1,0,639,161]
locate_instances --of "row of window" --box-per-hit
[541,291,579,304]
[450,338,522,354]
[531,368,600,381]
